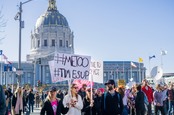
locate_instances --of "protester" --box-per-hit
[35,92,40,108]
[40,86,69,115]
[12,87,23,115]
[78,84,87,100]
[161,84,168,115]
[135,84,145,115]
[63,83,83,115]
[142,79,153,115]
[28,89,35,113]
[127,86,136,115]
[0,85,6,115]
[153,84,165,115]
[82,88,96,115]
[101,79,123,115]
[167,83,174,115]
[5,87,13,115]
[56,90,64,101]
[117,87,128,115]
[94,89,102,115]
[22,88,28,114]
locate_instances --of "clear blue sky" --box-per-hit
[0,0,174,74]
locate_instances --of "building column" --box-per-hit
[42,65,45,84]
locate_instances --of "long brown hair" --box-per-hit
[71,83,78,100]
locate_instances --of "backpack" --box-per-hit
[104,92,121,111]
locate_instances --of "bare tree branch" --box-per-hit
[0,6,6,42]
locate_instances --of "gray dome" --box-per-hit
[36,10,69,28]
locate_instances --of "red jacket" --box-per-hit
[142,85,153,103]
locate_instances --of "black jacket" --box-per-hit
[135,91,145,111]
[27,92,35,103]
[101,91,123,115]
[82,97,97,115]
[40,98,69,115]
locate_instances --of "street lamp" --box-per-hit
[15,0,34,86]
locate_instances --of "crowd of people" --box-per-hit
[0,79,174,115]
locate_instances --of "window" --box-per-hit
[66,41,68,47]
[52,39,55,46]
[37,40,40,47]
[44,40,47,46]
[59,40,63,47]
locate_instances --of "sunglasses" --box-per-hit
[73,87,78,89]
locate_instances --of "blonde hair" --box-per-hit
[14,86,23,97]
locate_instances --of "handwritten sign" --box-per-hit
[49,60,65,83]
[53,53,91,81]
[118,79,125,87]
[89,60,103,83]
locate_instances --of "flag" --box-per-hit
[161,50,167,55]
[139,57,143,63]
[2,54,8,60]
[149,55,155,60]
[4,60,12,64]
[131,62,137,68]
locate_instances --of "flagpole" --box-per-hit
[123,61,124,79]
[161,53,163,69]
[131,63,132,80]
[139,62,141,82]
[1,55,2,85]
[90,75,93,115]
[149,57,151,77]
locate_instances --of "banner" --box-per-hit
[89,60,103,83]
[73,79,94,89]
[53,53,91,81]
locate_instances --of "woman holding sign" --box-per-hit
[63,83,83,115]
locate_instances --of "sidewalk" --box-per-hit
[30,106,41,115]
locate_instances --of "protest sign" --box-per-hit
[89,60,103,83]
[53,53,91,80]
[49,60,65,83]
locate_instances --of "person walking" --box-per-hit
[35,92,40,108]
[40,86,69,115]
[12,87,23,115]
[27,89,35,113]
[101,79,123,115]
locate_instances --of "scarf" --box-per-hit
[15,93,23,114]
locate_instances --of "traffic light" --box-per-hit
[37,80,42,87]
[37,80,40,87]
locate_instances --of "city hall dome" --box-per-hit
[35,0,69,28]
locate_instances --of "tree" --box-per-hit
[0,6,6,42]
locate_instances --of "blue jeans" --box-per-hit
[168,101,174,115]
[29,101,34,113]
[122,106,128,115]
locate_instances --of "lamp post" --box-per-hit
[15,0,33,86]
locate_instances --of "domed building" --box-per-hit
[27,0,74,86]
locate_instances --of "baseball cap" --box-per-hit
[49,86,57,92]
[104,79,115,86]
